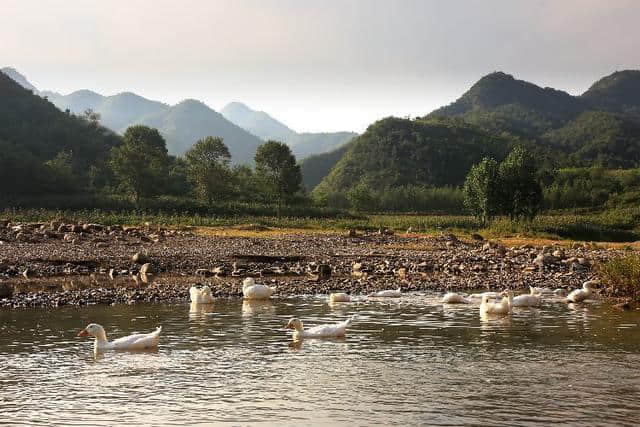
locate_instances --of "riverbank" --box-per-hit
[1,218,627,308]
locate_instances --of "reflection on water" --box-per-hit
[1,292,640,425]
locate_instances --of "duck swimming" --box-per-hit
[77,323,161,352]
[369,288,401,298]
[285,317,354,340]
[329,292,351,303]
[480,291,512,316]
[567,280,597,303]
[242,277,276,300]
[189,285,214,304]
[441,292,471,304]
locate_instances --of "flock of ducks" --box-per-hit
[76,278,598,352]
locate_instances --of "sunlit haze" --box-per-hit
[3,0,639,132]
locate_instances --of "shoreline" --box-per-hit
[0,220,621,309]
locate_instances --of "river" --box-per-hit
[1,292,639,425]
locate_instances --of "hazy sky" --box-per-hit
[2,0,639,132]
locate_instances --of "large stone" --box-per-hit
[132,252,150,264]
[0,282,12,298]
[140,263,154,274]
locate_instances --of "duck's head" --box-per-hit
[242,277,256,289]
[500,290,514,298]
[201,285,213,295]
[285,318,303,331]
[77,323,107,340]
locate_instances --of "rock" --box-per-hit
[482,242,492,251]
[471,233,484,241]
[0,219,9,229]
[95,242,108,248]
[552,249,565,259]
[132,252,150,264]
[195,268,214,277]
[352,262,362,272]
[316,264,331,279]
[395,267,407,278]
[0,282,12,298]
[533,253,555,268]
[140,263,154,275]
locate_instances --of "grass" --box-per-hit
[2,207,639,242]
[596,254,640,302]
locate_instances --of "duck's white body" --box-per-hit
[329,292,351,303]
[370,288,401,298]
[529,286,553,294]
[286,317,353,340]
[511,287,541,307]
[567,280,596,303]
[469,291,502,299]
[480,291,512,315]
[78,323,161,351]
[189,285,214,304]
[553,288,567,297]
[441,292,470,304]
[242,277,276,300]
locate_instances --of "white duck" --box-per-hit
[468,291,502,300]
[189,285,214,304]
[370,288,401,298]
[441,292,471,304]
[567,280,597,303]
[285,317,354,340]
[480,291,512,316]
[77,323,161,351]
[329,292,351,303]
[510,287,542,307]
[242,277,276,300]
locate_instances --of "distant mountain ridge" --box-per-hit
[2,68,265,164]
[221,101,358,160]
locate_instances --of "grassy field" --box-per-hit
[3,207,639,242]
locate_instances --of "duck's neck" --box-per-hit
[93,331,109,346]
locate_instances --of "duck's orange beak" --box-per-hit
[77,329,88,337]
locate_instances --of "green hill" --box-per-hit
[0,70,121,195]
[313,117,512,195]
[300,141,355,190]
[542,111,640,168]
[581,70,640,118]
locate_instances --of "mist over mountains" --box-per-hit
[1,67,356,164]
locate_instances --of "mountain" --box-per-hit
[138,99,262,163]
[221,101,357,160]
[313,117,512,196]
[221,102,297,142]
[300,141,354,190]
[2,68,263,162]
[0,67,38,93]
[542,111,640,168]
[0,70,121,195]
[581,70,640,118]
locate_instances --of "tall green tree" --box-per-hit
[110,125,169,200]
[254,140,302,205]
[184,136,232,203]
[463,157,501,225]
[498,146,542,220]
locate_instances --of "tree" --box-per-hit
[254,140,302,205]
[463,157,501,225]
[184,136,232,203]
[44,150,78,193]
[110,125,169,200]
[498,146,542,220]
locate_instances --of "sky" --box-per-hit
[2,0,640,133]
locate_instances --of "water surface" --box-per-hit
[1,293,639,426]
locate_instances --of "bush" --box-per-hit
[596,254,640,302]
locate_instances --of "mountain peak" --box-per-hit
[1,66,38,92]
[581,70,640,114]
